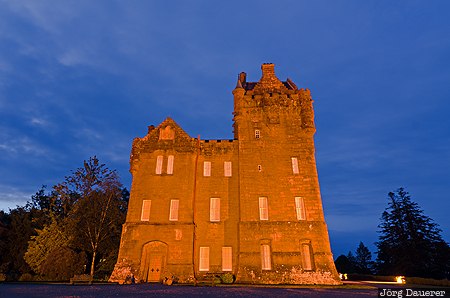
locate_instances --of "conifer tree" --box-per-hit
[354,242,373,274]
[376,187,450,278]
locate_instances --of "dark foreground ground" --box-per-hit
[0,282,379,298]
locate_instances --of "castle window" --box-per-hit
[210,198,220,222]
[222,247,232,271]
[259,197,268,220]
[167,155,174,175]
[295,197,306,220]
[261,244,272,270]
[255,129,260,139]
[302,243,314,271]
[203,161,211,177]
[169,199,179,221]
[291,157,299,174]
[199,247,210,271]
[141,200,151,221]
[156,155,163,175]
[224,161,232,177]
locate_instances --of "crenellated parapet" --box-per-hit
[200,139,236,156]
[232,63,316,136]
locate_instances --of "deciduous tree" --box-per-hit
[57,156,127,276]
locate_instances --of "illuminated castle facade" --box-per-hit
[110,64,340,285]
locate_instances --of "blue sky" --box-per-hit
[1,0,449,257]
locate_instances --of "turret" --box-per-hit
[232,73,246,139]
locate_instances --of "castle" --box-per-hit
[110,64,340,284]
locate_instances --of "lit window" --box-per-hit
[167,155,174,175]
[224,161,232,177]
[222,247,232,271]
[302,243,313,270]
[156,155,163,174]
[261,244,271,270]
[295,197,306,220]
[259,197,268,220]
[210,198,220,222]
[258,165,262,172]
[141,200,151,221]
[291,157,299,174]
[199,247,210,271]
[255,129,261,139]
[203,161,211,177]
[169,199,179,221]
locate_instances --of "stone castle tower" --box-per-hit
[110,64,340,285]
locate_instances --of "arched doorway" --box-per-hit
[140,241,168,282]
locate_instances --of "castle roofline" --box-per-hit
[235,63,298,92]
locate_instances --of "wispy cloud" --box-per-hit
[29,117,49,127]
[0,184,31,211]
[3,1,83,35]
[0,132,47,156]
[57,48,87,67]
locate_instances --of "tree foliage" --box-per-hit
[354,242,373,274]
[24,220,64,274]
[0,206,40,279]
[335,254,355,274]
[55,156,127,276]
[376,187,450,278]
[0,156,128,281]
[335,242,374,274]
[39,246,86,281]
[23,219,84,280]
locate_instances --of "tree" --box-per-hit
[0,157,127,280]
[24,220,67,274]
[29,185,66,220]
[0,206,41,279]
[335,254,355,274]
[376,187,450,278]
[56,156,127,277]
[39,246,86,281]
[24,219,85,280]
[354,242,373,274]
[0,210,11,275]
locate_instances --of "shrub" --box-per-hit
[19,273,34,281]
[220,273,235,284]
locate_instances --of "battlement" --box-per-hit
[200,139,236,156]
[233,65,315,139]
[201,139,234,143]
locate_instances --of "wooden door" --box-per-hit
[147,255,163,282]
[140,241,168,283]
